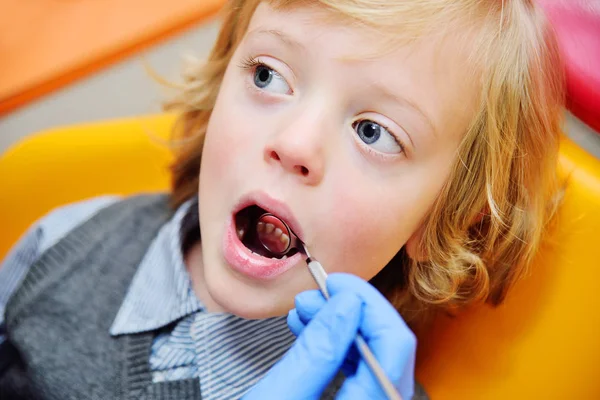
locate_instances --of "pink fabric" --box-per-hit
[539,0,600,132]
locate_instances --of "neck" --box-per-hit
[185,241,227,313]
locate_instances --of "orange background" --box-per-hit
[0,0,225,116]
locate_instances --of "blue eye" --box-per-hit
[254,65,273,88]
[354,120,403,154]
[253,65,290,94]
[356,120,381,144]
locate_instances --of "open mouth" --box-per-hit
[234,205,299,259]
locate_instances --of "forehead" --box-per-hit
[244,2,480,142]
[248,2,401,61]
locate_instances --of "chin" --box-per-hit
[204,266,293,320]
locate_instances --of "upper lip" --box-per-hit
[233,191,305,242]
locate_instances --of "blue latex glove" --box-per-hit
[243,273,416,400]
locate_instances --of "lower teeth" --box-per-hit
[247,247,287,260]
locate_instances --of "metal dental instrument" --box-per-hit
[256,213,403,400]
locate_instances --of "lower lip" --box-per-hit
[223,215,302,280]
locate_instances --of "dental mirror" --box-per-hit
[256,213,304,256]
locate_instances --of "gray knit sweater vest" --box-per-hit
[1,194,202,400]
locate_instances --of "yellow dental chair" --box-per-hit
[1,114,599,399]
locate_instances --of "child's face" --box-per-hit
[195,2,477,317]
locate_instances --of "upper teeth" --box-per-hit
[280,233,290,248]
[269,225,289,244]
[256,222,290,247]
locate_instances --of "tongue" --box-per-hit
[257,214,291,255]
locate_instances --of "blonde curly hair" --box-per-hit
[166,0,565,323]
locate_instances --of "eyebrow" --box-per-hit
[246,28,307,53]
[370,82,437,140]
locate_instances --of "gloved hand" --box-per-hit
[243,273,417,400]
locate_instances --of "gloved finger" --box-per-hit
[327,273,409,340]
[294,289,326,325]
[291,290,363,378]
[286,309,305,337]
[287,290,327,336]
[244,291,363,400]
[327,273,416,399]
[292,289,361,378]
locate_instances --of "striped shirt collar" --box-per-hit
[110,198,203,336]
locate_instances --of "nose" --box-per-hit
[264,112,327,186]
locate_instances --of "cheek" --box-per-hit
[320,158,448,280]
[321,180,423,280]
[203,96,256,178]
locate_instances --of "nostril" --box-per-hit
[268,148,310,177]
